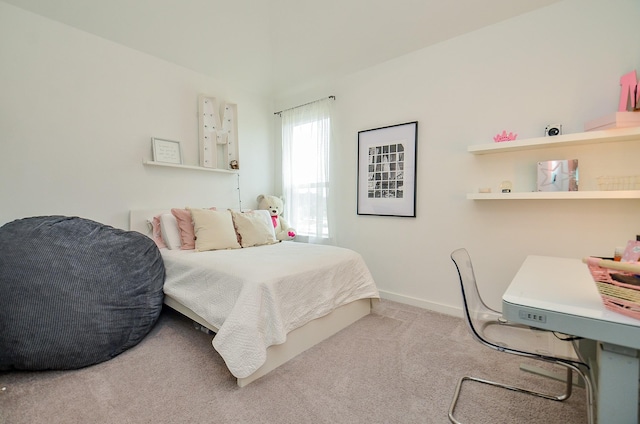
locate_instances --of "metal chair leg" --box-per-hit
[448,365,591,424]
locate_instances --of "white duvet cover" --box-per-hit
[160,242,379,378]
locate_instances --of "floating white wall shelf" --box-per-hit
[467,126,640,200]
[467,191,640,200]
[468,126,640,155]
[142,160,237,174]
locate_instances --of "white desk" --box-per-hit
[502,255,640,424]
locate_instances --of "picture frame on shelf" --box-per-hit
[152,138,183,165]
[357,121,418,217]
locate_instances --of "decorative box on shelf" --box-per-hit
[596,175,640,191]
[584,111,640,132]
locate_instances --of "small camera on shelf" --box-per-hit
[545,124,562,137]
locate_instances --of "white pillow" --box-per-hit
[231,210,277,248]
[190,208,241,251]
[159,213,181,250]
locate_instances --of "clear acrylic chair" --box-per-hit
[448,248,594,424]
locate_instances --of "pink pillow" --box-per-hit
[150,215,166,249]
[171,207,216,250]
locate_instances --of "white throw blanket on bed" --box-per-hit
[161,242,379,378]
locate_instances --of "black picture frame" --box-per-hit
[357,121,418,217]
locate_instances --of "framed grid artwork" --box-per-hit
[357,121,417,217]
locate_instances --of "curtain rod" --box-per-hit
[274,95,335,116]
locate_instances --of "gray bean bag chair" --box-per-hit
[0,216,165,370]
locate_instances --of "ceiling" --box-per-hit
[3,0,562,96]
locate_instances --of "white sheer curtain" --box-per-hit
[281,98,334,244]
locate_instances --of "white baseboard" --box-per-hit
[378,289,463,318]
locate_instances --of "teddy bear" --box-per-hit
[256,194,296,241]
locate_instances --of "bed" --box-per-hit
[129,208,379,387]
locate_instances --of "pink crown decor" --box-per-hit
[493,130,518,142]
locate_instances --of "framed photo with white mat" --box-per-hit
[357,121,417,217]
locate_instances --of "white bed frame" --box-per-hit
[129,209,374,387]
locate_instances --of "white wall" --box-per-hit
[4,0,639,317]
[275,0,640,315]
[0,2,275,230]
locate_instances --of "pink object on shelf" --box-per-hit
[493,130,518,142]
[619,70,639,112]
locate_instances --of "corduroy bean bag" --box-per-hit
[0,215,165,370]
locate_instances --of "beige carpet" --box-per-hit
[0,300,588,423]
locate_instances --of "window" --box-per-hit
[280,98,333,243]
